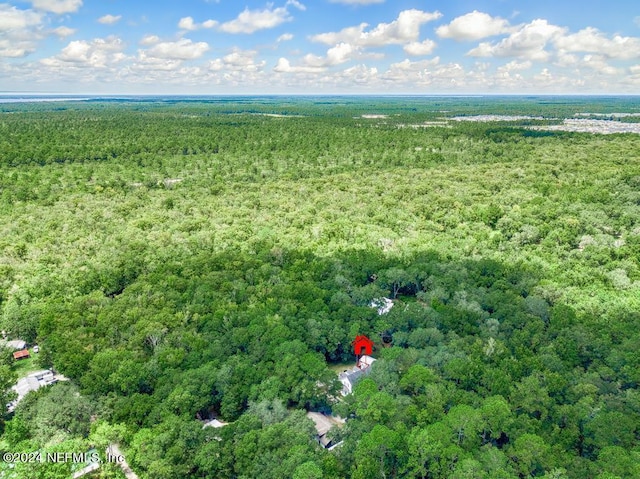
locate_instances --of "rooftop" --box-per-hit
[1,339,26,350]
[12,349,30,360]
[9,370,57,411]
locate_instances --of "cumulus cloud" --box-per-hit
[302,42,357,67]
[275,42,359,73]
[98,14,122,25]
[381,57,467,88]
[286,0,306,11]
[277,33,294,42]
[140,35,160,46]
[497,60,533,72]
[0,4,42,30]
[219,5,292,34]
[310,9,442,47]
[52,26,75,37]
[468,19,566,61]
[403,39,437,56]
[209,49,266,72]
[0,4,44,57]
[178,16,197,31]
[40,36,127,69]
[554,27,640,60]
[145,38,210,60]
[436,11,511,41]
[581,54,622,75]
[178,16,217,31]
[31,0,82,14]
[0,39,33,58]
[274,57,324,73]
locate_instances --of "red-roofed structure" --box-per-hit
[352,335,374,357]
[13,349,30,360]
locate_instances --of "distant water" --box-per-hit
[0,96,92,103]
[1,94,640,107]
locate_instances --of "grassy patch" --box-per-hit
[12,351,43,378]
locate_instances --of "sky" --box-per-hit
[1,0,639,94]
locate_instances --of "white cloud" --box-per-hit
[0,39,32,58]
[41,36,127,69]
[436,11,511,41]
[497,60,532,72]
[555,52,579,67]
[329,0,384,4]
[219,5,292,34]
[286,0,306,11]
[493,60,532,87]
[31,0,82,14]
[277,33,294,42]
[310,9,442,47]
[0,4,44,57]
[98,14,122,25]
[468,19,566,61]
[275,42,358,73]
[140,35,160,46]
[133,54,183,72]
[581,54,622,75]
[146,38,210,60]
[178,16,218,31]
[0,4,42,30]
[302,42,357,67]
[403,39,437,56]
[209,49,266,72]
[554,27,640,60]
[274,57,323,73]
[178,16,197,31]
[339,64,378,83]
[52,26,75,38]
[381,57,469,88]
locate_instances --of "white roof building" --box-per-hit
[338,355,376,396]
[9,370,57,411]
[0,340,26,350]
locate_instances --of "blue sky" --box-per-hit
[1,0,639,94]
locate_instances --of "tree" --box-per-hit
[352,425,404,479]
[508,433,551,478]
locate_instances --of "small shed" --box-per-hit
[13,349,30,360]
[352,335,374,357]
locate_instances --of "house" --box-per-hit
[306,412,345,449]
[338,355,376,396]
[9,370,57,411]
[13,349,30,360]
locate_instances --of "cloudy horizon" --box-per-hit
[1,0,639,94]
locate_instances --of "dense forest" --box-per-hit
[0,96,639,478]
